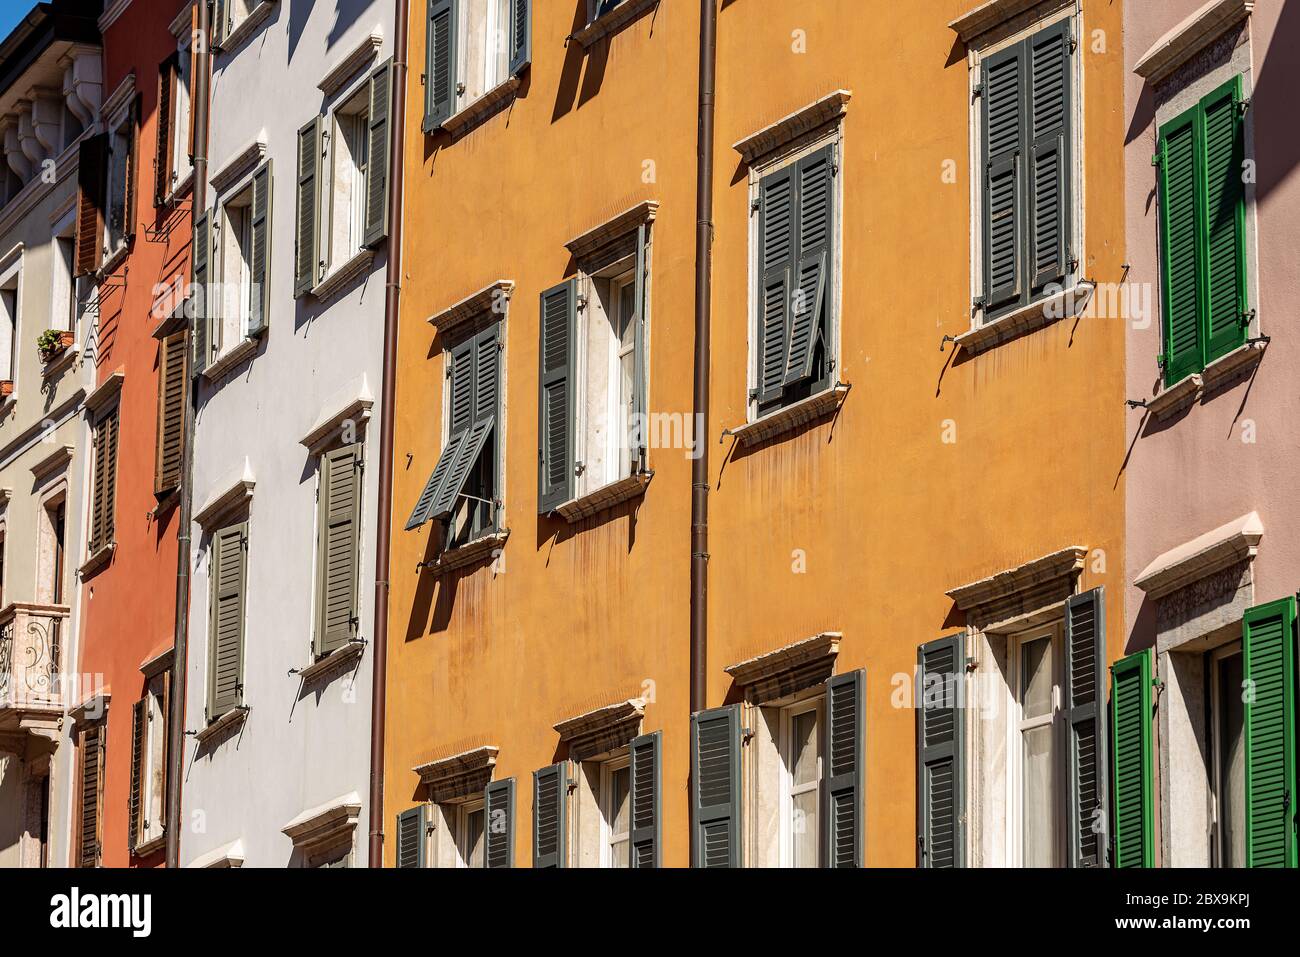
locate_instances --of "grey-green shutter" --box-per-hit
[396,806,427,868]
[1158,108,1201,385]
[538,280,577,513]
[691,704,741,868]
[917,634,964,868]
[629,731,660,867]
[208,522,247,719]
[1200,76,1247,365]
[214,0,230,47]
[631,224,649,470]
[981,40,1025,315]
[1243,597,1298,868]
[825,668,864,867]
[316,444,361,656]
[1027,19,1071,289]
[484,778,515,868]
[248,159,271,336]
[785,146,833,388]
[405,337,475,530]
[1110,648,1154,868]
[532,763,566,868]
[294,117,321,297]
[757,165,794,404]
[363,59,392,248]
[508,0,531,77]
[424,0,456,131]
[192,209,210,376]
[1065,588,1108,867]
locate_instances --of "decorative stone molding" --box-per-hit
[0,488,11,508]
[733,90,851,166]
[29,444,73,484]
[1146,372,1203,422]
[98,0,133,33]
[958,281,1094,357]
[68,689,110,727]
[194,459,255,529]
[949,0,1067,44]
[728,384,850,449]
[427,280,514,338]
[282,791,362,855]
[414,746,498,803]
[297,639,366,684]
[565,202,658,262]
[210,137,268,195]
[300,377,374,454]
[1135,512,1262,601]
[1154,559,1252,655]
[572,0,660,48]
[139,643,174,678]
[441,76,520,139]
[169,3,195,39]
[77,543,115,579]
[1135,0,1254,85]
[426,530,509,575]
[725,632,841,704]
[84,369,124,414]
[554,699,644,762]
[194,705,248,746]
[202,336,259,381]
[947,546,1087,626]
[1201,339,1265,394]
[319,31,383,96]
[100,72,136,123]
[311,248,376,302]
[188,839,245,868]
[216,0,277,54]
[555,471,652,523]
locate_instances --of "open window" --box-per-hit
[0,252,19,392]
[155,25,194,205]
[422,0,531,132]
[128,670,170,856]
[102,97,137,263]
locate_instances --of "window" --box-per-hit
[207,520,248,721]
[76,722,105,867]
[325,87,371,272]
[51,227,78,333]
[405,320,501,546]
[314,443,362,657]
[103,100,137,260]
[0,529,6,607]
[0,260,18,387]
[155,37,194,204]
[128,673,169,854]
[197,159,270,371]
[589,0,626,20]
[307,842,352,868]
[752,141,838,418]
[1208,642,1245,867]
[39,496,67,605]
[456,800,486,868]
[215,0,272,47]
[1156,76,1248,387]
[975,17,1076,323]
[780,698,823,868]
[154,329,187,495]
[1012,625,1062,867]
[600,757,631,868]
[87,405,120,557]
[422,0,531,131]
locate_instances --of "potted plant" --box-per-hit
[37,329,75,363]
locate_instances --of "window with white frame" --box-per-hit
[129,672,169,853]
[172,34,193,188]
[456,800,486,867]
[1208,642,1245,867]
[103,101,134,259]
[325,84,371,274]
[1010,624,1064,867]
[600,757,631,868]
[52,232,77,333]
[217,183,255,352]
[0,257,19,386]
[578,257,643,494]
[780,697,823,868]
[422,0,530,131]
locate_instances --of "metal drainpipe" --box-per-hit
[165,0,210,869]
[690,0,718,859]
[368,0,410,867]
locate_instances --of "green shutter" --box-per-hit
[248,159,271,336]
[363,59,392,248]
[1028,19,1071,289]
[981,39,1025,315]
[532,763,566,868]
[192,209,210,376]
[128,697,145,852]
[785,146,832,389]
[1200,76,1247,365]
[1065,588,1108,867]
[1110,648,1154,868]
[629,731,661,868]
[691,704,741,868]
[208,521,247,719]
[757,165,793,404]
[1158,109,1202,386]
[315,444,361,656]
[538,280,577,513]
[396,806,427,868]
[1243,597,1297,868]
[294,117,321,297]
[484,778,515,868]
[917,634,964,868]
[631,224,649,470]
[825,669,864,867]
[424,0,457,131]
[509,0,531,76]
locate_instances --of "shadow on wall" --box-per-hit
[1251,0,1300,206]
[286,0,372,64]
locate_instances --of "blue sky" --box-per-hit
[0,1,35,43]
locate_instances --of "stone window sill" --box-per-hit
[424,529,509,575]
[310,248,376,303]
[440,77,520,140]
[132,833,167,858]
[554,471,652,523]
[572,0,660,48]
[78,543,115,579]
[216,0,276,55]
[1147,340,1265,422]
[297,639,366,684]
[42,343,80,379]
[728,384,850,449]
[195,705,249,746]
[957,281,1094,357]
[202,336,260,381]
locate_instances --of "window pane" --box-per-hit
[609,765,630,836]
[792,789,818,868]
[1218,651,1246,867]
[466,808,485,867]
[791,710,818,787]
[1021,724,1057,867]
[1020,635,1053,719]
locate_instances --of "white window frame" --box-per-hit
[1209,640,1245,868]
[321,78,372,278]
[453,0,514,117]
[138,672,167,847]
[50,210,77,333]
[170,31,194,192]
[599,755,631,868]
[575,259,640,496]
[455,798,486,868]
[1006,622,1064,868]
[103,100,133,260]
[0,248,22,387]
[214,176,258,354]
[778,695,824,868]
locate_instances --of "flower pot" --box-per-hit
[38,331,75,363]
[0,380,12,396]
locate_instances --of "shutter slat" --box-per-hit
[396,806,426,868]
[692,705,741,867]
[982,42,1025,314]
[79,726,103,867]
[825,669,864,867]
[538,280,576,513]
[192,210,211,376]
[1028,21,1070,288]
[75,134,107,276]
[363,60,392,247]
[629,731,660,867]
[509,0,531,77]
[155,58,175,206]
[917,634,964,868]
[1065,588,1108,867]
[1110,648,1154,868]
[156,330,188,494]
[1243,598,1297,868]
[784,146,833,388]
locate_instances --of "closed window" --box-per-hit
[780,698,823,868]
[199,159,270,369]
[154,329,187,495]
[76,723,105,868]
[1013,626,1062,867]
[457,800,486,868]
[207,520,248,720]
[1209,642,1245,867]
[422,0,530,131]
[314,443,362,657]
[600,757,631,868]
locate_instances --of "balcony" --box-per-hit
[0,603,69,742]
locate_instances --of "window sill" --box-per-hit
[728,384,850,449]
[957,281,1094,357]
[554,470,653,523]
[132,833,167,858]
[310,249,376,303]
[215,1,276,55]
[439,77,521,140]
[423,529,509,575]
[202,336,260,381]
[572,0,660,48]
[297,639,366,684]
[1146,372,1202,423]
[195,705,249,747]
[42,343,80,379]
[78,543,115,579]
[97,242,129,280]
[161,169,195,208]
[1149,340,1265,422]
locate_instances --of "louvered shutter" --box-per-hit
[396,806,427,868]
[121,97,139,244]
[509,0,531,76]
[316,444,361,656]
[981,41,1025,315]
[406,338,474,530]
[88,414,107,554]
[192,209,210,375]
[248,160,271,336]
[1200,77,1247,365]
[424,0,457,131]
[155,330,188,494]
[213,0,230,47]
[431,415,494,521]
[209,522,247,719]
[158,673,170,836]
[917,634,964,868]
[1028,20,1071,289]
[532,763,566,868]
[1110,648,1154,868]
[155,57,176,206]
[363,59,392,248]
[1065,588,1108,867]
[89,408,120,554]
[538,280,577,513]
[825,669,864,867]
[629,731,660,868]
[78,724,103,867]
[128,698,146,851]
[406,432,465,530]
[631,224,649,470]
[75,134,107,276]
[757,165,794,404]
[1243,597,1298,868]
[294,117,321,297]
[1158,109,1201,386]
[691,704,741,868]
[785,146,833,388]
[484,778,515,868]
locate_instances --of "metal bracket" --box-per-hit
[1125,398,1149,409]
[940,333,957,353]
